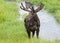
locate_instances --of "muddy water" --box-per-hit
[17,2,60,40]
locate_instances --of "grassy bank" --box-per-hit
[0,20,60,43]
[0,0,19,23]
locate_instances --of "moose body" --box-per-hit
[20,1,44,38]
[24,12,40,38]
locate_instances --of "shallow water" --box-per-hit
[17,2,60,40]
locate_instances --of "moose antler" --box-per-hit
[35,3,44,13]
[20,3,31,12]
[25,1,34,10]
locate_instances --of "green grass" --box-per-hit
[0,0,19,23]
[0,0,60,43]
[0,20,60,43]
[0,19,60,43]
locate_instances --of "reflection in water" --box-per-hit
[18,2,60,40]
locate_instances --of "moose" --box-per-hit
[20,1,44,38]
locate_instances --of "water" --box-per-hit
[38,10,60,40]
[17,2,60,40]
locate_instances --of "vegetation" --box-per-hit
[0,0,60,43]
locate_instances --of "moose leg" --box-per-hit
[26,30,30,38]
[32,30,35,37]
[36,29,39,38]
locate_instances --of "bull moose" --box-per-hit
[20,1,44,38]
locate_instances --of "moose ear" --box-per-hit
[35,3,44,13]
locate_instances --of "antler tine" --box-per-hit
[35,3,44,13]
[20,3,31,12]
[21,3,25,8]
[25,1,34,11]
